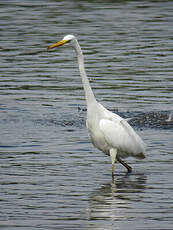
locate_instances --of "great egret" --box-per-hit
[48,34,146,181]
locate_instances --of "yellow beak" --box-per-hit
[48,39,68,50]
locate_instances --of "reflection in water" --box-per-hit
[87,174,146,229]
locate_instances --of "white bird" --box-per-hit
[48,34,146,181]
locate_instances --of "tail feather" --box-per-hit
[136,152,146,159]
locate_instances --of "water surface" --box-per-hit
[0,0,173,229]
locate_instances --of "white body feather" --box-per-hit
[87,101,145,159]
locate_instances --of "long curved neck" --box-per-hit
[74,40,96,105]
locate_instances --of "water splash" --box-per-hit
[51,109,173,130]
[166,111,173,122]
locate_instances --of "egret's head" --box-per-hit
[48,34,76,50]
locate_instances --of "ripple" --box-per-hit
[0,0,173,229]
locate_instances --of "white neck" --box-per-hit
[73,40,96,105]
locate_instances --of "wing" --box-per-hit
[99,118,145,158]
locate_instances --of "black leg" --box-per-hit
[116,155,132,173]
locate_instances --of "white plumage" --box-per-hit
[48,34,146,181]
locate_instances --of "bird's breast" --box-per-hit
[86,119,109,155]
